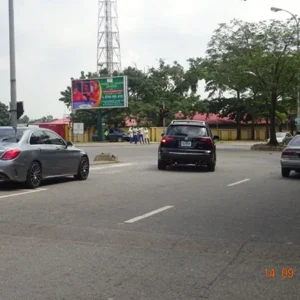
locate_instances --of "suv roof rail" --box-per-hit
[170,120,206,126]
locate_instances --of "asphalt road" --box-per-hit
[0,143,299,300]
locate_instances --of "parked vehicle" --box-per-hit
[92,129,130,142]
[0,127,89,188]
[157,120,219,171]
[280,135,300,177]
[267,132,293,145]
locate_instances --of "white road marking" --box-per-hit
[227,179,250,187]
[93,170,121,174]
[90,162,136,171]
[124,206,174,224]
[0,188,48,199]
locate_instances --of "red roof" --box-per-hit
[49,118,70,125]
[34,118,70,125]
[175,112,267,125]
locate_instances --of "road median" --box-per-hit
[251,143,286,152]
[91,152,120,165]
[76,142,159,147]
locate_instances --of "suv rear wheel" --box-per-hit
[158,159,167,170]
[207,155,216,172]
[207,162,215,172]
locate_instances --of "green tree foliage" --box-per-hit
[59,18,300,142]
[18,115,30,124]
[200,18,300,144]
[0,102,10,126]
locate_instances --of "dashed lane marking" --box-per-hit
[124,206,174,224]
[0,188,48,199]
[227,179,250,187]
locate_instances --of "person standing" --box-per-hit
[128,127,134,144]
[104,129,109,141]
[139,126,145,144]
[133,127,138,144]
[144,127,150,144]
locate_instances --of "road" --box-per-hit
[0,143,299,300]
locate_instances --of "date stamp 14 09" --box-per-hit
[265,268,295,278]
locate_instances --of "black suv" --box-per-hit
[158,120,219,171]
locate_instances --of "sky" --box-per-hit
[0,0,299,120]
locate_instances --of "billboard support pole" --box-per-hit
[8,0,17,132]
[97,110,104,141]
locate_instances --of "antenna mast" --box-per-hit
[97,0,121,76]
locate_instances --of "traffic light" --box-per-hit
[163,109,169,117]
[17,101,24,120]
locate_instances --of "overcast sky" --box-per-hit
[0,0,299,120]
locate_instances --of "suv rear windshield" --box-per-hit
[166,125,208,137]
[0,128,25,143]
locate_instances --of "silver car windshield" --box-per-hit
[0,128,25,143]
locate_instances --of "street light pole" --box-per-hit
[271,7,300,132]
[8,0,18,131]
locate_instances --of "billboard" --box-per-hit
[71,76,128,110]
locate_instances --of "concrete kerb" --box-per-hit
[90,160,121,165]
[75,142,159,147]
[92,152,120,165]
[251,143,286,152]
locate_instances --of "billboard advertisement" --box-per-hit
[71,76,128,110]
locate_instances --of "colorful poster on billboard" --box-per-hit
[71,76,128,110]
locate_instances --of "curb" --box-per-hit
[75,142,159,147]
[251,144,285,152]
[90,161,121,165]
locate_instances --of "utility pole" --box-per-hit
[163,101,166,132]
[8,0,17,132]
[297,22,300,133]
[271,7,300,132]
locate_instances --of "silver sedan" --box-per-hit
[280,135,300,177]
[0,126,89,188]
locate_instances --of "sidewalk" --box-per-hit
[74,142,159,147]
[74,140,259,147]
[216,140,258,146]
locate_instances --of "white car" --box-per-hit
[267,132,293,144]
[281,135,300,177]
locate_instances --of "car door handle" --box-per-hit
[37,148,42,151]
[55,147,60,150]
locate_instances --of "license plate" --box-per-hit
[181,141,191,147]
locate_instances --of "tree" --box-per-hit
[204,19,300,145]
[200,52,252,139]
[0,102,10,126]
[18,115,30,124]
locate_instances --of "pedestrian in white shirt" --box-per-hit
[139,127,144,144]
[128,127,133,144]
[133,127,138,144]
[144,127,150,144]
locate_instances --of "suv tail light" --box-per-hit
[199,138,212,145]
[1,149,21,160]
[161,136,174,143]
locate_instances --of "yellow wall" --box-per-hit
[68,127,93,143]
[69,126,268,142]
